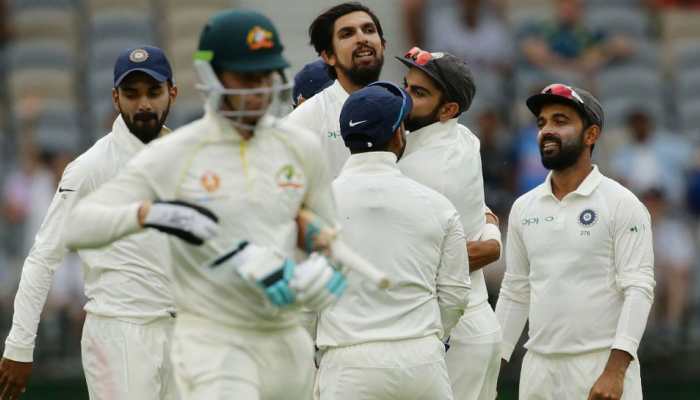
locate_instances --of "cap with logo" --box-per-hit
[113,45,173,87]
[195,9,289,72]
[526,83,604,129]
[396,47,475,114]
[340,81,413,151]
[293,59,333,105]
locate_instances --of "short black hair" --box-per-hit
[309,2,385,78]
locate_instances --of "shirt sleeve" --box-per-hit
[611,197,655,360]
[294,129,337,230]
[65,152,158,250]
[284,97,323,135]
[495,201,531,362]
[436,209,471,339]
[3,161,91,362]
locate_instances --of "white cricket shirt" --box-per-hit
[399,119,490,309]
[496,166,655,360]
[285,80,350,178]
[317,152,471,348]
[66,108,337,331]
[3,116,174,362]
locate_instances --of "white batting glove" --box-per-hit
[290,253,347,311]
[144,200,219,245]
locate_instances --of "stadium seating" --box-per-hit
[32,101,82,152]
[585,7,649,37]
[679,100,700,139]
[86,0,151,14]
[11,7,79,47]
[598,66,663,103]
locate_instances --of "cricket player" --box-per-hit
[396,47,503,400]
[496,84,655,400]
[0,46,179,400]
[64,10,347,400]
[286,2,385,177]
[293,59,333,107]
[317,81,470,400]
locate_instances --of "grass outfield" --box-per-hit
[19,379,700,399]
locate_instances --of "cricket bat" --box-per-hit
[296,209,391,289]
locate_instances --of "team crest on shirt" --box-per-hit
[578,209,598,227]
[275,164,304,190]
[200,171,221,192]
[246,26,274,50]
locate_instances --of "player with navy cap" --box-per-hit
[316,81,471,400]
[292,59,333,107]
[496,83,654,400]
[0,46,179,399]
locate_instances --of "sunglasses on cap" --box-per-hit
[367,81,411,132]
[403,47,460,105]
[542,83,585,104]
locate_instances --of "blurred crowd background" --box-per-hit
[0,0,699,397]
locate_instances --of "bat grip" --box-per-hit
[330,240,391,289]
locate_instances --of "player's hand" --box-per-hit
[290,253,347,311]
[142,200,219,245]
[223,243,297,306]
[0,358,32,400]
[587,369,624,400]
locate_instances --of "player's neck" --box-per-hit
[335,72,363,94]
[549,157,593,200]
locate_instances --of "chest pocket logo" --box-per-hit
[201,171,221,193]
[578,209,598,227]
[275,164,304,191]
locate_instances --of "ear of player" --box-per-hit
[143,200,220,245]
[210,242,347,310]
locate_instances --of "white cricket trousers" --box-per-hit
[519,350,643,399]
[318,335,454,400]
[445,302,502,400]
[170,313,315,400]
[81,313,177,400]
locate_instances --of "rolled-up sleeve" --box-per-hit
[611,197,655,360]
[495,202,531,362]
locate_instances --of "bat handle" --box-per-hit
[330,240,391,289]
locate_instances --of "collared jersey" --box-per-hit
[3,116,174,362]
[399,119,489,309]
[285,80,350,178]
[317,152,470,348]
[66,109,336,331]
[497,166,655,358]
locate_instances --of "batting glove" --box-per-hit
[290,253,347,311]
[144,200,219,245]
[214,242,297,307]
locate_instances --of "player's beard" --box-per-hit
[405,102,442,132]
[336,48,384,87]
[120,99,170,144]
[539,130,585,170]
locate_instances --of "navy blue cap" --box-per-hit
[113,45,173,87]
[340,81,413,151]
[293,59,333,105]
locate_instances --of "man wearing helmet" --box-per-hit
[64,9,346,400]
